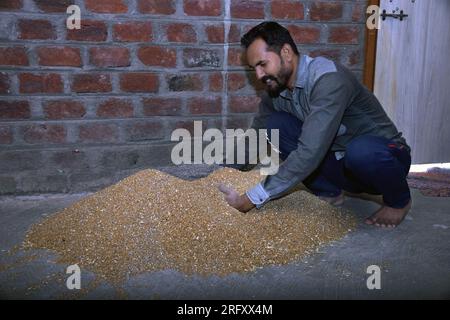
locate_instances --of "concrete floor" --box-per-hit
[0,165,449,300]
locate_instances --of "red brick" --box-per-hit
[78,123,118,143]
[72,74,112,93]
[19,73,63,94]
[138,46,177,67]
[0,73,10,94]
[310,2,343,21]
[37,46,81,67]
[188,96,222,115]
[352,3,365,22]
[229,95,260,113]
[167,74,203,92]
[227,73,246,91]
[0,126,13,144]
[171,119,223,136]
[85,0,127,13]
[205,24,224,43]
[138,0,176,14]
[0,100,30,119]
[89,47,130,67]
[126,121,164,141]
[120,73,159,93]
[271,1,304,20]
[67,20,107,42]
[231,0,265,19]
[209,72,223,92]
[228,24,241,43]
[97,98,134,118]
[43,100,86,119]
[329,26,359,44]
[183,48,221,68]
[0,47,28,66]
[348,49,361,66]
[309,48,341,61]
[22,124,66,144]
[287,25,321,44]
[34,0,74,13]
[167,23,197,43]
[18,19,56,40]
[228,47,247,66]
[225,116,251,130]
[142,97,182,116]
[242,24,255,35]
[184,0,221,16]
[0,0,22,10]
[113,22,152,42]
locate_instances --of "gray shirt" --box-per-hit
[243,55,410,208]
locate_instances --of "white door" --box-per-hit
[374,0,450,164]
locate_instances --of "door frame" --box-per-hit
[363,0,380,92]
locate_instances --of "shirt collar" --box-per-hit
[280,54,311,99]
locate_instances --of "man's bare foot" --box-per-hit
[365,200,412,228]
[319,192,344,206]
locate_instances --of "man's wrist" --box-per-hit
[238,194,255,212]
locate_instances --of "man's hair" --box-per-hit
[241,21,299,56]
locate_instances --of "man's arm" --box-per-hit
[246,72,355,207]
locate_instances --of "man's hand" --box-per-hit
[218,184,255,213]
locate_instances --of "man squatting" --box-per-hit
[218,22,412,228]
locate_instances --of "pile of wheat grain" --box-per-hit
[23,168,356,283]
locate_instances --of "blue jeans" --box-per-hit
[266,112,411,208]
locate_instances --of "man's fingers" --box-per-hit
[218,183,232,195]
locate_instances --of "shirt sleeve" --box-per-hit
[222,92,275,171]
[246,71,355,207]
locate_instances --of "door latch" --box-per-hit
[380,9,408,21]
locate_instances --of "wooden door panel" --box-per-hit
[374,0,450,163]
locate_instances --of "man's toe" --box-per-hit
[365,212,380,225]
[378,218,397,228]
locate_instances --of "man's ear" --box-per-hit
[281,43,294,62]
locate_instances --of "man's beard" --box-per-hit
[261,63,291,97]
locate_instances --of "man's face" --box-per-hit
[246,38,292,97]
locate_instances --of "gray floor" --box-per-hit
[0,165,449,300]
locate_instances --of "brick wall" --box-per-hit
[0,0,369,195]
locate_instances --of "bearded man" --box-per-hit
[219,21,412,228]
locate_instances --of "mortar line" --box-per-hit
[222,0,231,134]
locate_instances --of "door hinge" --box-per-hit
[380,9,408,21]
